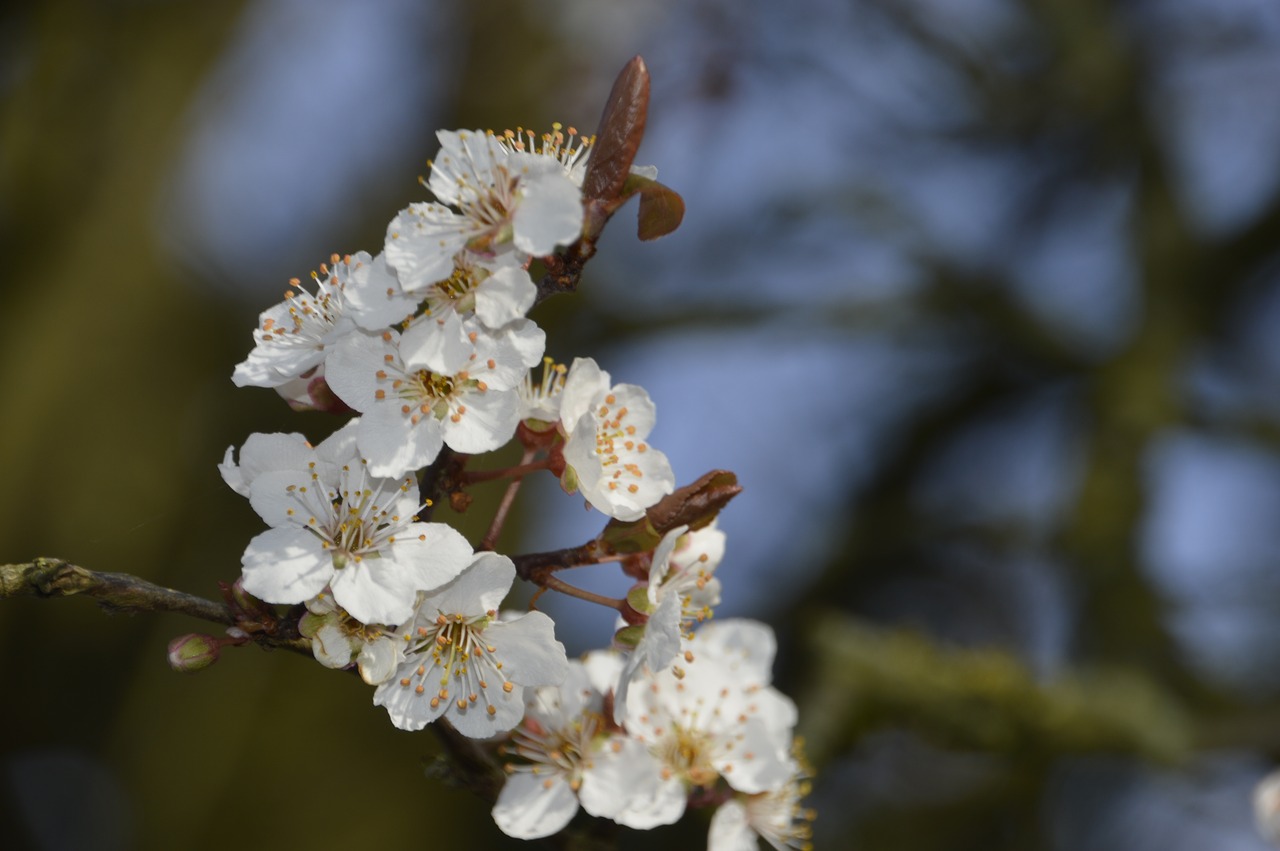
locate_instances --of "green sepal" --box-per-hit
[599,515,662,554]
[626,586,654,615]
[614,623,647,648]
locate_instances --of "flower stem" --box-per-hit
[461,457,551,485]
[539,574,624,611]
[480,448,536,551]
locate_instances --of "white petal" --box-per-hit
[329,557,419,626]
[344,251,417,330]
[357,637,400,685]
[385,202,467,290]
[558,357,607,432]
[485,612,568,687]
[614,592,682,724]
[388,523,474,591]
[358,399,444,479]
[401,311,472,376]
[241,526,332,605]
[426,552,514,616]
[449,680,526,737]
[708,800,758,851]
[497,318,547,374]
[475,265,536,327]
[713,719,794,794]
[373,668,449,731]
[690,619,778,684]
[311,623,355,669]
[325,329,396,412]
[580,737,681,828]
[492,771,579,839]
[440,387,519,454]
[245,469,326,528]
[313,418,362,467]
[219,432,312,496]
[512,167,583,255]
[581,650,625,698]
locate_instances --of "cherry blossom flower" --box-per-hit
[374,552,568,737]
[232,253,363,391]
[325,314,544,478]
[407,251,535,329]
[613,522,727,722]
[558,357,675,521]
[620,620,798,822]
[298,590,401,685]
[384,129,583,290]
[492,654,674,838]
[230,422,474,625]
[708,760,816,851]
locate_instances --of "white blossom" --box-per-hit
[708,761,816,851]
[231,421,474,625]
[492,654,673,838]
[613,522,727,722]
[298,590,401,685]
[384,129,583,290]
[558,357,674,521]
[232,253,363,390]
[620,620,798,823]
[325,314,544,478]
[374,552,568,737]
[398,250,535,330]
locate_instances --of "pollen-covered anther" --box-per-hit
[503,681,514,693]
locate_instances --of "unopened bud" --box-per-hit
[304,374,355,415]
[167,633,221,673]
[226,577,275,622]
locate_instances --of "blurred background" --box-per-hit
[4,0,1280,848]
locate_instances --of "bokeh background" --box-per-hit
[5,0,1280,848]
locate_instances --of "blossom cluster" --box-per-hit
[221,123,812,848]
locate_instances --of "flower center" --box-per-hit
[661,725,718,788]
[396,611,513,718]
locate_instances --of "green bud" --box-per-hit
[166,633,221,674]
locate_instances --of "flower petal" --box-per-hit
[241,526,332,605]
[491,771,579,840]
[485,612,568,688]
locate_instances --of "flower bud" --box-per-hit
[166,633,221,673]
[305,374,355,415]
[225,577,275,622]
